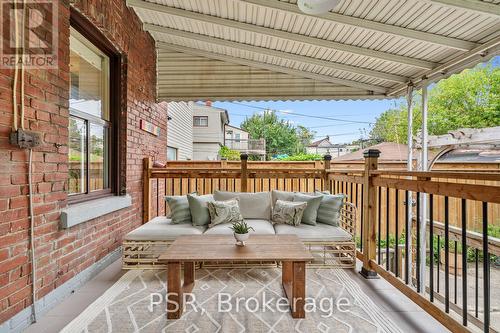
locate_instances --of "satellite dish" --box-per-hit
[297,0,340,15]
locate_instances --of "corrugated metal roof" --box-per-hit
[127,0,500,101]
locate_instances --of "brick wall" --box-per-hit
[0,0,167,324]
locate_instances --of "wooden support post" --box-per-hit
[143,157,152,224]
[240,153,248,192]
[360,149,380,279]
[323,154,332,193]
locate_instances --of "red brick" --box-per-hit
[10,151,28,162]
[0,0,167,324]
[0,186,20,198]
[9,196,28,209]
[0,256,28,275]
[37,182,52,193]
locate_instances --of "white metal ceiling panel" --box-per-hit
[127,0,500,101]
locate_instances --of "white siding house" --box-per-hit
[166,102,193,160]
[192,102,229,160]
[307,137,357,157]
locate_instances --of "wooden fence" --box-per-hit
[144,158,500,235]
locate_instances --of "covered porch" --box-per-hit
[0,1,499,333]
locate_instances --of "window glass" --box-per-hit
[69,28,109,120]
[89,124,109,191]
[193,116,208,127]
[69,117,87,194]
[167,147,178,161]
[69,27,111,197]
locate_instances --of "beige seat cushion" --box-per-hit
[203,219,275,235]
[274,223,352,242]
[124,216,206,241]
[213,191,271,220]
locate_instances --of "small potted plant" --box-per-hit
[230,221,254,246]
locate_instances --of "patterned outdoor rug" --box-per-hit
[61,268,402,333]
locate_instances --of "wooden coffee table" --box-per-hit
[159,234,313,319]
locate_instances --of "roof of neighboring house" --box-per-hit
[333,142,411,162]
[308,137,343,148]
[225,124,248,133]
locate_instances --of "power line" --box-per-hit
[312,132,361,139]
[228,101,372,124]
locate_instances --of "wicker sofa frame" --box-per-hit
[122,202,357,270]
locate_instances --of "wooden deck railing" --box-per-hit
[142,152,500,333]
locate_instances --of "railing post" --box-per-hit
[143,157,152,224]
[240,153,248,192]
[323,154,332,193]
[360,149,380,279]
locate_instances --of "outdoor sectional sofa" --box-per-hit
[122,190,357,270]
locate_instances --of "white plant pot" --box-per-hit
[234,232,250,246]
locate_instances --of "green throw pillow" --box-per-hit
[187,194,214,226]
[207,199,244,228]
[315,191,346,226]
[293,193,323,225]
[165,195,191,224]
[271,200,307,226]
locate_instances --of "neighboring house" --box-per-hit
[192,101,229,160]
[166,102,266,160]
[166,101,193,160]
[306,136,356,157]
[333,142,412,162]
[225,125,266,159]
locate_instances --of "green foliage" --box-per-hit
[428,225,500,264]
[219,146,241,161]
[377,233,406,249]
[275,153,323,161]
[240,111,315,159]
[296,125,316,153]
[230,221,255,234]
[370,63,500,143]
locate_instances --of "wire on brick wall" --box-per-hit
[28,148,37,323]
[12,0,19,131]
[20,0,26,130]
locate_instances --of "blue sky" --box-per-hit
[213,56,499,145]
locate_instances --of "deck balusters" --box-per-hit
[416,192,420,292]
[482,202,490,332]
[386,188,390,271]
[405,190,409,284]
[444,196,450,313]
[429,194,434,302]
[378,187,382,265]
[461,198,467,326]
[395,189,399,277]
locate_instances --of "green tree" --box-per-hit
[241,111,301,159]
[370,64,500,143]
[296,125,316,153]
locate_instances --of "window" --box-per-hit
[193,116,208,127]
[68,10,122,203]
[167,146,178,161]
[235,133,241,142]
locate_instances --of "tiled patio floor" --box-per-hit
[24,260,450,333]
